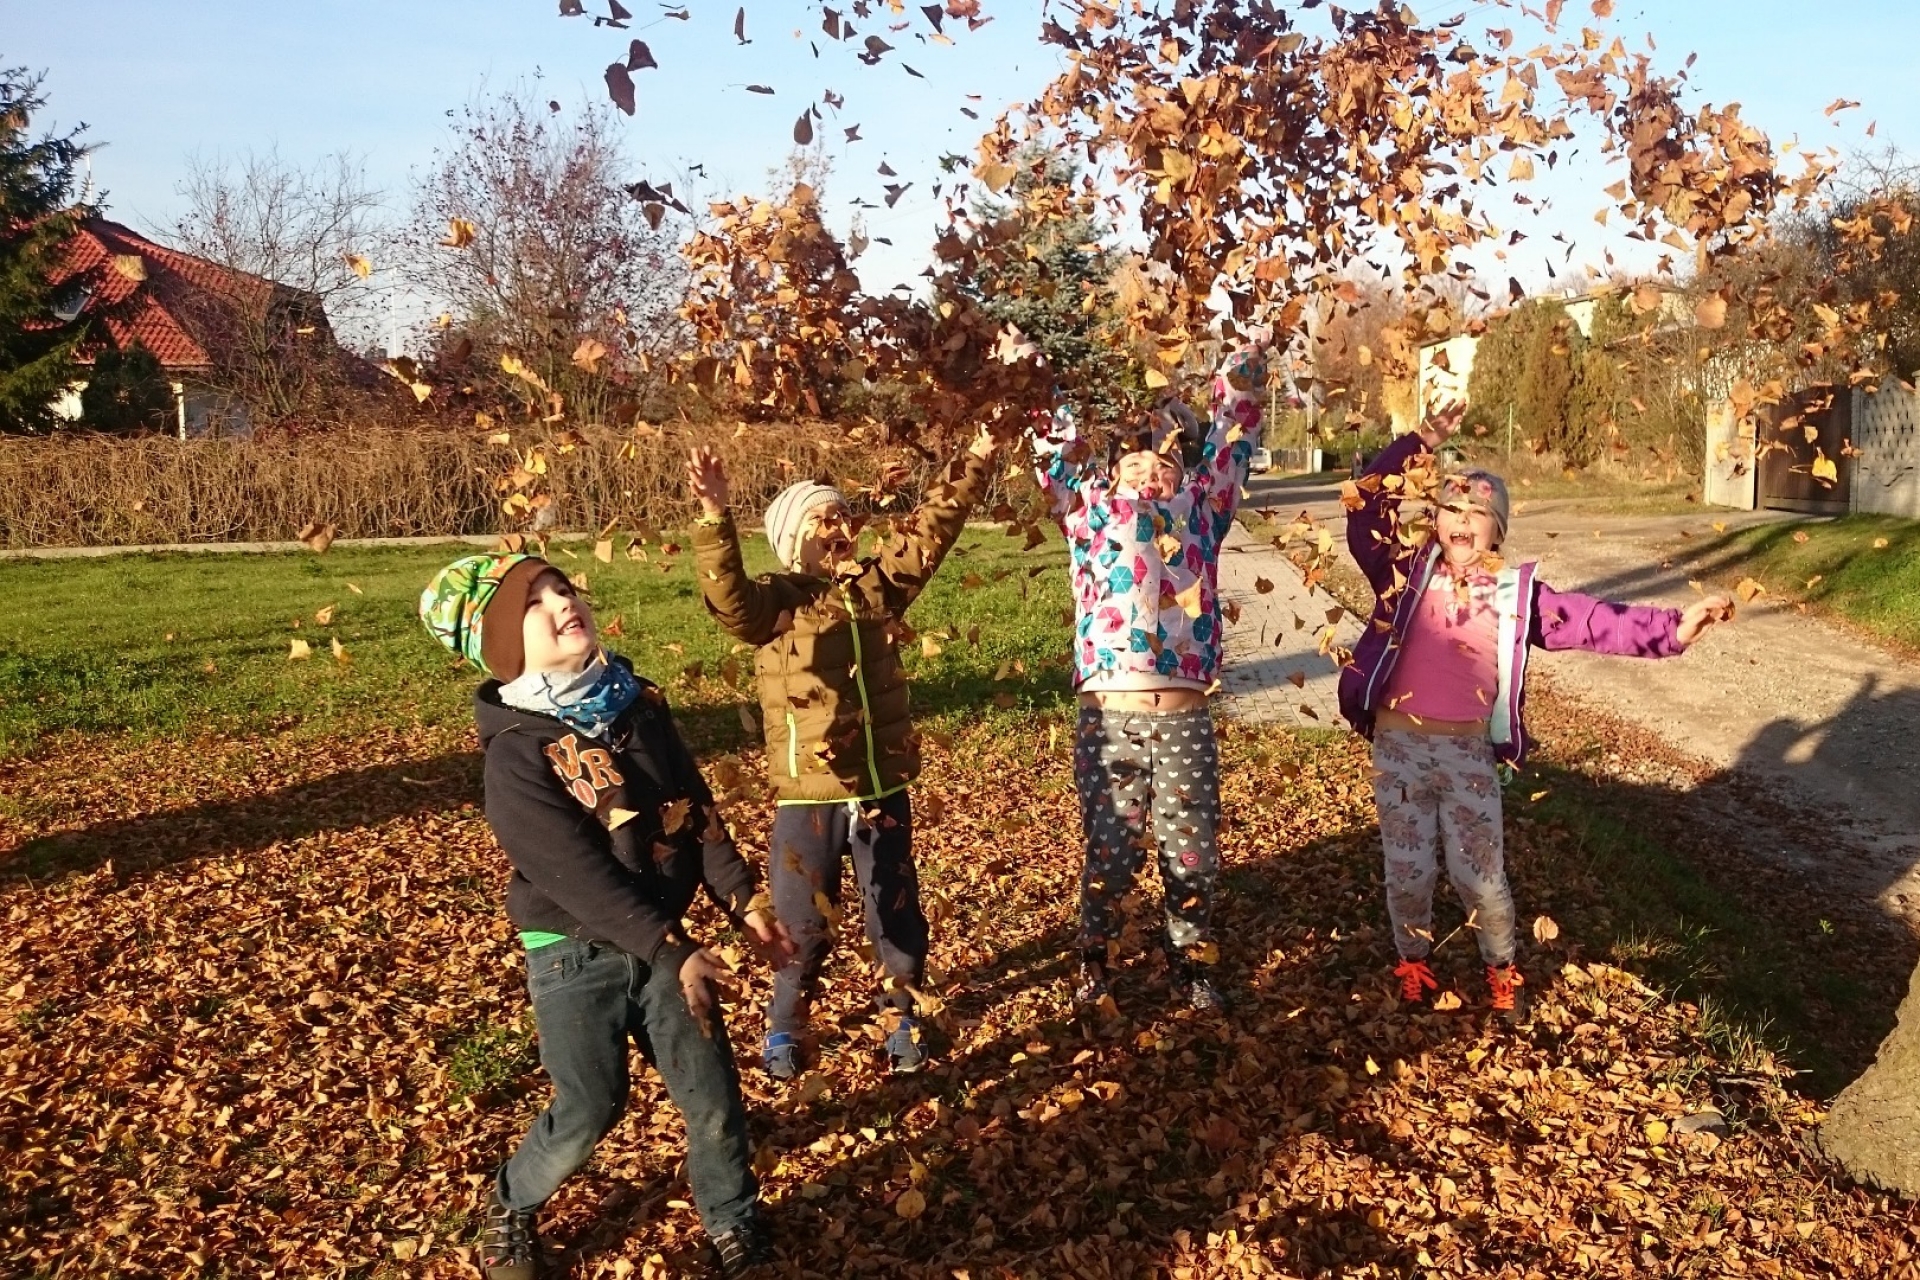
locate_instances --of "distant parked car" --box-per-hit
[1248,447,1274,474]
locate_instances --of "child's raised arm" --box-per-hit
[871,426,998,608]
[687,448,808,645]
[1031,404,1094,521]
[1344,403,1459,594]
[1189,338,1271,515]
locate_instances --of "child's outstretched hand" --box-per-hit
[687,447,731,519]
[743,909,798,969]
[1418,400,1466,447]
[679,946,736,1018]
[1678,594,1735,647]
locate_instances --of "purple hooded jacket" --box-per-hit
[1335,432,1686,769]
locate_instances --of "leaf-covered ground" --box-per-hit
[7,701,1920,1279]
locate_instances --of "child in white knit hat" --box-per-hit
[685,429,998,1078]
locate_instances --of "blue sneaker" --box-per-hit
[763,1032,801,1080]
[884,1016,927,1074]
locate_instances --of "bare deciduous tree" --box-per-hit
[166,149,391,426]
[408,86,692,426]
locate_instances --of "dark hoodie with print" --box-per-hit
[474,660,757,976]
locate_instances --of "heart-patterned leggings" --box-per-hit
[1370,728,1516,965]
[1074,705,1221,960]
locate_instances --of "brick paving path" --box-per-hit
[1214,522,1360,730]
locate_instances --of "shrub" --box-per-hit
[0,422,1037,549]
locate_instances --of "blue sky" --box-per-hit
[4,0,1913,318]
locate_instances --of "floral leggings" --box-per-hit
[1370,729,1516,965]
[1074,705,1221,960]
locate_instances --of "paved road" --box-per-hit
[1217,471,1920,925]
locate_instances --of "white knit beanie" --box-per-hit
[764,480,846,571]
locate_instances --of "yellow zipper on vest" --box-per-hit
[840,587,887,798]
[784,709,799,778]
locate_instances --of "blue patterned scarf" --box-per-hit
[496,651,641,742]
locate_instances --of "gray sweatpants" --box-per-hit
[1073,705,1221,960]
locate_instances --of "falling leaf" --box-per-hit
[297,521,337,554]
[1254,577,1275,594]
[572,337,609,372]
[313,605,336,626]
[660,798,691,834]
[1532,915,1561,944]
[594,539,613,564]
[440,218,477,249]
[1735,577,1766,603]
[288,638,312,661]
[1694,294,1728,329]
[344,254,372,280]
[330,636,348,663]
[605,62,636,114]
[1432,990,1463,1011]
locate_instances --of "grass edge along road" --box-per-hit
[2,539,1917,1275]
[1678,514,1920,656]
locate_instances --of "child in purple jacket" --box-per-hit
[1336,407,1733,1020]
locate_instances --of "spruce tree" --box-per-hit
[79,339,174,433]
[952,146,1140,422]
[0,66,94,434]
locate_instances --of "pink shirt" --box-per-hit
[1382,569,1501,723]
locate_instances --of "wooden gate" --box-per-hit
[1758,386,1853,515]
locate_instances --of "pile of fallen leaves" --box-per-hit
[5,707,1918,1277]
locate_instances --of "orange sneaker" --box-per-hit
[1394,957,1438,1004]
[1486,963,1528,1023]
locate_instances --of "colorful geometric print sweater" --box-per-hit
[1034,345,1267,693]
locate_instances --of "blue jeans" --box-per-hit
[495,937,759,1239]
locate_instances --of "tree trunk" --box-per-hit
[1818,959,1920,1197]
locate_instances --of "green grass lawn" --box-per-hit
[0,527,1075,760]
[1695,514,1920,652]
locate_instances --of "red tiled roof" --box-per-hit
[52,218,289,369]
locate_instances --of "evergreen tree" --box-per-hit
[0,66,95,433]
[79,340,175,433]
[951,146,1140,421]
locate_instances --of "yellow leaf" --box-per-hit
[441,217,477,248]
[344,253,372,280]
[1508,153,1536,181]
[330,635,349,663]
[1144,368,1170,389]
[288,638,312,661]
[1432,990,1463,1011]
[1174,579,1205,618]
[895,1188,927,1220]
[313,604,336,626]
[1532,915,1561,944]
[661,798,692,833]
[1873,537,1891,549]
[1644,1118,1670,1145]
[594,539,614,564]
[1810,452,1838,484]
[921,635,943,658]
[1735,577,1765,603]
[607,807,640,830]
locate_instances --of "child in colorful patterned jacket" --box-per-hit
[1033,333,1269,1014]
[1336,406,1734,1020]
